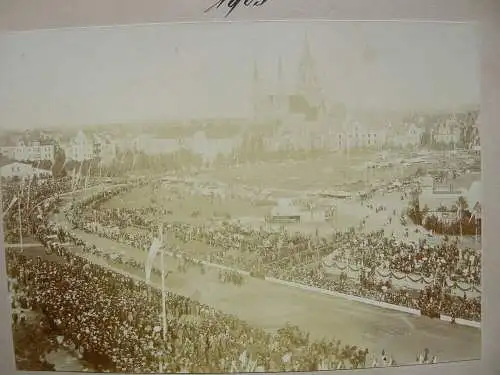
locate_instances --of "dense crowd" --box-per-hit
[9,276,58,371]
[9,245,404,372]
[6,176,435,372]
[2,172,478,371]
[327,231,481,286]
[7,199,389,373]
[1,176,96,243]
[68,185,481,322]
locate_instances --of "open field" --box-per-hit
[205,152,420,192]
[100,184,272,224]
[100,183,371,236]
[97,170,481,248]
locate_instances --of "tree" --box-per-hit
[456,196,469,237]
[457,196,469,213]
[51,145,67,178]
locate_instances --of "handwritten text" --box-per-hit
[204,0,270,17]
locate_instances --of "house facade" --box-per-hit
[132,135,182,156]
[385,123,424,149]
[0,162,52,180]
[335,120,386,150]
[0,140,55,162]
[66,130,117,164]
[433,119,461,145]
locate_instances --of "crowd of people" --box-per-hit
[1,176,100,244]
[2,173,478,371]
[68,185,481,322]
[326,231,481,286]
[6,195,394,373]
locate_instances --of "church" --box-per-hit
[251,36,328,124]
[251,37,386,151]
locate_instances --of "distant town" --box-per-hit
[0,39,480,182]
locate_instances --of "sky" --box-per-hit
[0,20,479,130]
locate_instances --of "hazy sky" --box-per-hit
[0,21,479,129]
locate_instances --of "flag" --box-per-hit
[145,237,163,283]
[132,150,138,169]
[70,168,76,187]
[281,352,292,364]
[19,176,26,197]
[469,203,481,223]
[317,359,329,370]
[239,350,248,368]
[2,195,18,218]
[246,358,257,372]
[26,173,33,208]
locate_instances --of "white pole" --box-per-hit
[18,197,23,250]
[85,162,92,190]
[476,216,479,242]
[460,211,463,239]
[27,176,31,214]
[159,224,167,372]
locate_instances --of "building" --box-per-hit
[385,123,424,149]
[0,161,52,180]
[0,140,55,162]
[433,118,461,145]
[93,133,117,165]
[252,37,328,126]
[253,37,384,151]
[66,130,117,164]
[471,112,481,149]
[184,131,241,165]
[335,120,386,150]
[132,134,182,156]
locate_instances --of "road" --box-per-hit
[46,190,481,365]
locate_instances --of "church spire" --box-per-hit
[297,34,321,105]
[277,56,284,93]
[276,56,286,115]
[252,60,262,119]
[303,33,313,62]
[253,60,259,83]
[278,56,283,81]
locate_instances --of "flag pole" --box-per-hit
[475,216,478,242]
[18,197,23,250]
[159,223,167,372]
[26,176,31,233]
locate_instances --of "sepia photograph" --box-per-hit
[0,20,481,372]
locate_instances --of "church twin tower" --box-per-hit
[251,36,328,123]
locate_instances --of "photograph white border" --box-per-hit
[0,1,498,374]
